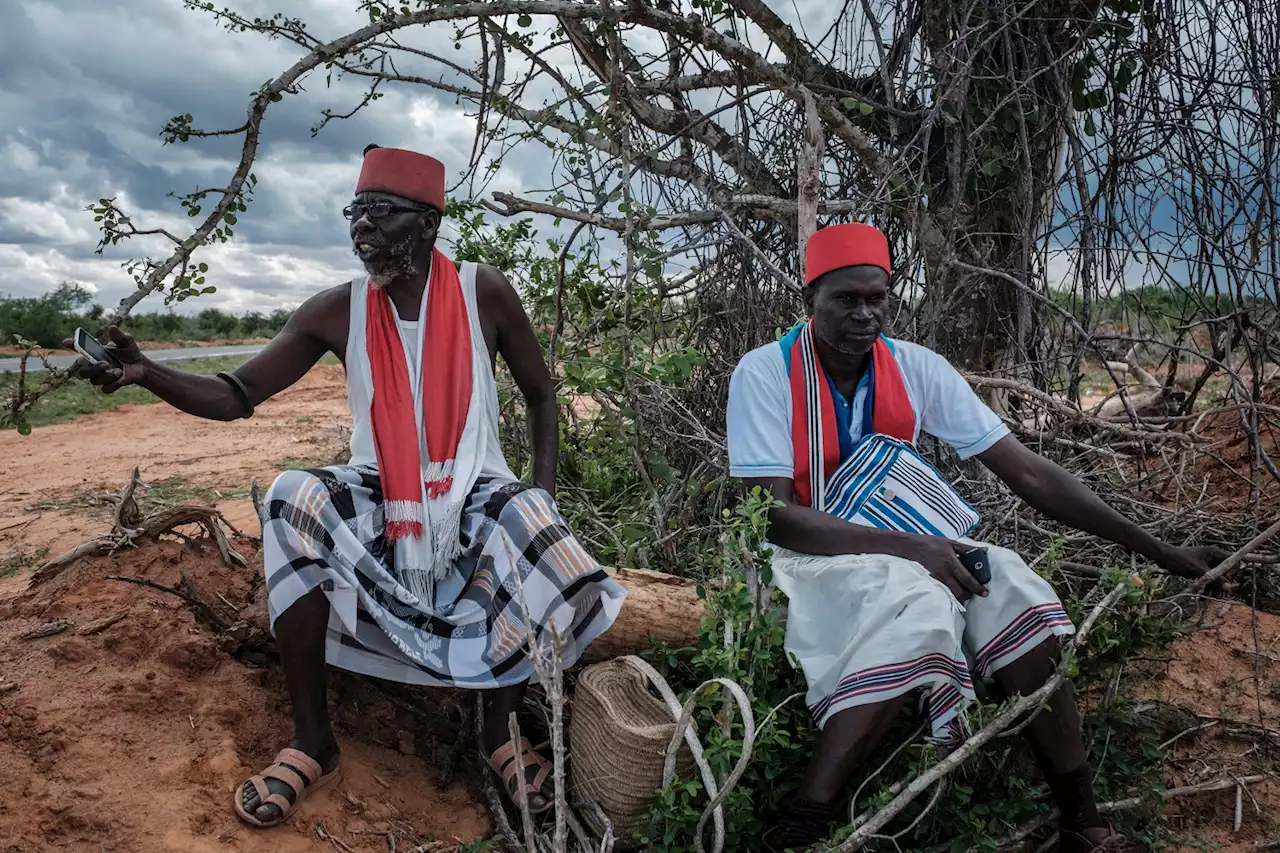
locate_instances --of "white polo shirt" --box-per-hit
[726,335,1010,480]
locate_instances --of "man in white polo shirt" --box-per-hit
[727,222,1223,853]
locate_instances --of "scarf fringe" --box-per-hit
[430,498,465,577]
[423,460,456,499]
[397,567,437,606]
[392,497,466,606]
[385,499,426,542]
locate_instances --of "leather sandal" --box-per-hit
[489,736,553,815]
[234,747,340,828]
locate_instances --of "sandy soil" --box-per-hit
[0,364,495,852]
[0,364,352,561]
[1128,601,1280,850]
[0,540,488,853]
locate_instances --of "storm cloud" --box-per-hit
[0,0,554,314]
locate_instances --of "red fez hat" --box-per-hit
[355,147,446,210]
[804,222,891,285]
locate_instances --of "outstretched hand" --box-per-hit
[1156,544,1231,581]
[65,326,147,394]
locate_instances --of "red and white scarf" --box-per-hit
[367,247,471,540]
[359,248,489,604]
[789,322,916,509]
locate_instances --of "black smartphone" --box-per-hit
[72,328,122,369]
[958,546,992,586]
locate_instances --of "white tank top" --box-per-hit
[344,262,516,482]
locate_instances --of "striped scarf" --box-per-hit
[788,322,915,509]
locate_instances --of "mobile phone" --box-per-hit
[958,546,992,586]
[73,328,122,369]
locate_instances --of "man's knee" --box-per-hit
[268,468,319,499]
[991,638,1060,695]
[265,469,328,515]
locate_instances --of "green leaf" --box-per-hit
[517,14,532,26]
[839,97,874,116]
[198,262,209,273]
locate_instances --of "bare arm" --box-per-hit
[74,287,342,421]
[744,476,987,600]
[976,434,1225,577]
[480,266,559,496]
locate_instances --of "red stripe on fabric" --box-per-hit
[789,323,848,508]
[871,337,916,441]
[813,335,841,490]
[788,334,812,507]
[975,605,1072,673]
[975,603,1066,662]
[809,652,973,719]
[421,248,471,476]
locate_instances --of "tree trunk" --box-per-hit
[919,0,1085,375]
[582,567,705,662]
[238,566,707,663]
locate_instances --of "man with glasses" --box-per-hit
[74,145,627,827]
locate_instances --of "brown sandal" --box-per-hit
[234,747,340,828]
[489,736,553,814]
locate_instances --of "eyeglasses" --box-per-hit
[342,202,433,221]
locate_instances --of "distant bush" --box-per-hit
[0,283,97,349]
[0,282,294,348]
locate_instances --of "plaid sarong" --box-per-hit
[261,465,627,687]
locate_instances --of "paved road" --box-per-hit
[0,344,267,374]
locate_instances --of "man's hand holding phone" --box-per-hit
[67,326,147,394]
[905,536,990,603]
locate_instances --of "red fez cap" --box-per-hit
[804,222,891,285]
[355,147,446,210]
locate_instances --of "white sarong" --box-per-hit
[772,540,1074,738]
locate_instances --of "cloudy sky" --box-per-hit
[0,0,565,315]
[4,1,1267,320]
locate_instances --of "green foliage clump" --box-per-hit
[0,283,98,349]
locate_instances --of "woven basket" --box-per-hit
[570,658,694,842]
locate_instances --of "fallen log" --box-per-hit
[234,564,707,662]
[583,567,706,662]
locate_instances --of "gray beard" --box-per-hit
[359,235,420,288]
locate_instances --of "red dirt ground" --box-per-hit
[0,539,489,853]
[0,365,491,853]
[1182,377,1280,512]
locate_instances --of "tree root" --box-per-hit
[28,469,246,587]
[106,573,231,632]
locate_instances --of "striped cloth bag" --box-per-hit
[824,434,979,541]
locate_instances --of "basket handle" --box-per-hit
[614,655,756,853]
